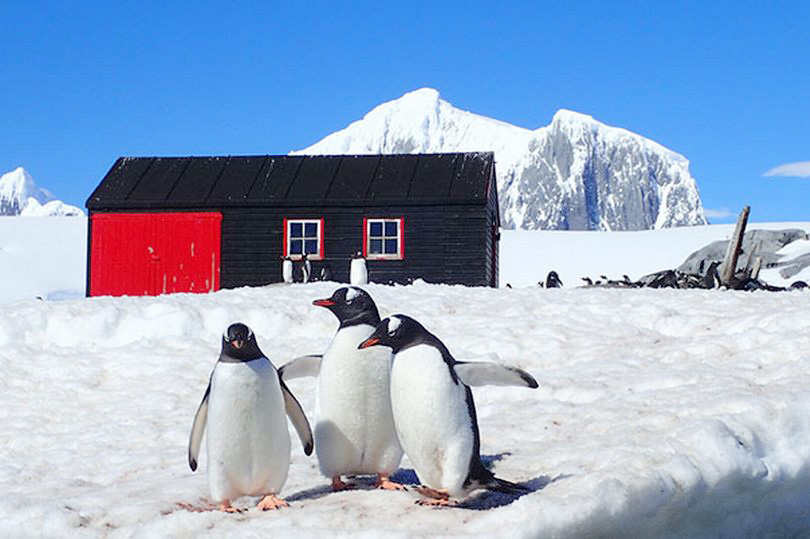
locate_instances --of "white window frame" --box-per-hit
[365,217,404,260]
[284,218,324,260]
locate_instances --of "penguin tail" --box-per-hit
[486,475,531,495]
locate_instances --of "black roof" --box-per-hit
[86,153,495,210]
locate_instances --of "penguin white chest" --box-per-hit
[350,258,368,285]
[390,345,474,496]
[206,359,290,501]
[316,324,402,476]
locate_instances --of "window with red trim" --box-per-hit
[284,218,324,260]
[364,218,404,260]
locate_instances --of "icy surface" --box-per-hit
[297,88,706,231]
[0,217,87,303]
[500,222,810,288]
[0,167,84,217]
[1,281,810,537]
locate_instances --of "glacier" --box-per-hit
[295,88,706,231]
[0,167,83,217]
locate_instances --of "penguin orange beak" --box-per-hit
[358,337,379,349]
[313,299,335,307]
[231,339,244,349]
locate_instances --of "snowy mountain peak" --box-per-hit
[297,90,706,231]
[0,167,83,217]
[550,108,597,126]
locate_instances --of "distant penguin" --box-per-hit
[188,323,313,512]
[702,261,721,289]
[545,271,563,288]
[300,254,311,284]
[282,257,294,284]
[320,264,333,282]
[581,277,593,286]
[350,251,368,286]
[279,287,404,491]
[358,315,538,505]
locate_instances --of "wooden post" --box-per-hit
[720,205,750,286]
[751,256,762,280]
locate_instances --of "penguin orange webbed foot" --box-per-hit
[218,500,245,513]
[331,476,356,491]
[415,497,453,507]
[375,474,407,491]
[414,485,452,506]
[256,494,288,511]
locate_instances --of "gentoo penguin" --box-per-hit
[320,264,333,282]
[188,323,313,512]
[300,254,311,284]
[358,315,538,506]
[350,251,368,286]
[282,257,294,284]
[279,287,403,491]
[545,271,563,288]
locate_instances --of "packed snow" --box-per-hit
[1,217,810,537]
[2,281,810,537]
[0,217,86,303]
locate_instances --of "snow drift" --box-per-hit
[1,283,810,537]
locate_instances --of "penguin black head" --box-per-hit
[221,323,263,361]
[312,287,380,328]
[358,315,432,354]
[546,271,563,288]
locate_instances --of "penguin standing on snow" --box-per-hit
[300,254,311,284]
[350,251,368,285]
[279,287,404,491]
[358,314,538,506]
[545,271,563,288]
[282,256,294,284]
[188,323,313,512]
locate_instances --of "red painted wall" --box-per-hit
[89,212,222,297]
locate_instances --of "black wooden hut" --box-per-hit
[85,152,499,296]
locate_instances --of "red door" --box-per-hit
[90,212,222,297]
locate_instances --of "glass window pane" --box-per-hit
[384,238,398,254]
[304,239,318,254]
[370,221,383,237]
[290,222,302,238]
[385,221,398,237]
[290,239,303,254]
[370,239,383,254]
[304,222,318,237]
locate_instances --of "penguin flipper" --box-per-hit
[278,355,322,381]
[188,381,211,472]
[454,362,539,388]
[279,379,314,456]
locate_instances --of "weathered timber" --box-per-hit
[719,205,750,286]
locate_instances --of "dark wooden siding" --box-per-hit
[220,204,491,288]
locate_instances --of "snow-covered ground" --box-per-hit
[0,217,87,303]
[2,282,810,538]
[500,221,810,288]
[2,219,810,537]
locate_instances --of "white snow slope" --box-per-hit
[2,281,810,538]
[0,167,84,217]
[295,88,707,231]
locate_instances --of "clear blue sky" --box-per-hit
[1,1,807,223]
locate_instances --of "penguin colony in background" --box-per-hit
[188,287,538,511]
